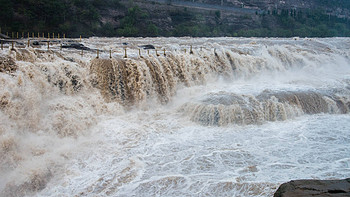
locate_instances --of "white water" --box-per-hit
[36,112,350,197]
[1,37,350,196]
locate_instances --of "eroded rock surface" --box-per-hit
[274,178,350,197]
[0,56,17,73]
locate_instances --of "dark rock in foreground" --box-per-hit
[274,178,350,197]
[139,44,155,49]
[0,56,17,73]
[0,33,10,39]
[61,43,90,50]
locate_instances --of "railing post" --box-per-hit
[97,49,99,59]
[124,48,127,58]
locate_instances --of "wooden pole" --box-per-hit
[16,32,18,39]
[6,32,8,37]
[11,41,14,50]
[47,41,50,50]
[22,32,24,38]
[81,49,83,57]
[163,48,166,56]
[97,49,99,59]
[27,32,29,38]
[53,33,54,39]
[48,33,50,39]
[63,34,65,39]
[38,32,40,38]
[27,39,30,47]
[60,43,62,51]
[139,49,141,58]
[42,33,44,38]
[1,40,3,50]
[58,33,60,39]
[110,49,112,58]
[124,48,127,58]
[147,50,149,56]
[156,49,159,56]
[190,45,193,54]
[32,32,34,38]
[80,35,82,42]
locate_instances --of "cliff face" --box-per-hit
[274,178,350,197]
[164,0,350,18]
[101,0,350,37]
[240,0,349,18]
[196,0,348,10]
[225,0,314,9]
[1,0,350,37]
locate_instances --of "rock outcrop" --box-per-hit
[274,178,350,197]
[0,33,10,39]
[0,56,17,73]
[62,43,91,50]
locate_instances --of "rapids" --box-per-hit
[0,37,350,196]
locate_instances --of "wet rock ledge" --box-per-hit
[274,178,350,197]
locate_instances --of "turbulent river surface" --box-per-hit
[0,37,350,196]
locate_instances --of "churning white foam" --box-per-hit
[36,112,350,197]
[0,37,350,196]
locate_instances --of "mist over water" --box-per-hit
[0,37,350,196]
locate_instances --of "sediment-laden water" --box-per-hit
[0,37,349,196]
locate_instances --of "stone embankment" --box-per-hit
[274,178,350,197]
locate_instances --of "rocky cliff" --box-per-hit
[274,178,350,197]
[1,0,350,37]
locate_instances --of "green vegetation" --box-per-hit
[240,9,350,37]
[318,0,350,8]
[0,0,123,37]
[167,8,350,37]
[117,6,159,36]
[0,0,349,37]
